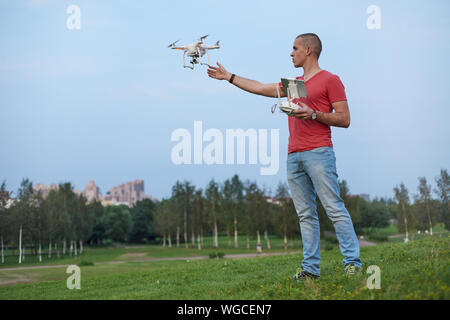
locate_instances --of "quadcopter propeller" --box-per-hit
[199,35,209,42]
[167,40,180,48]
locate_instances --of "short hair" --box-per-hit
[296,33,322,58]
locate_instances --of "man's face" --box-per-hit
[290,38,308,68]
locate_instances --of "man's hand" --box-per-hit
[292,102,314,120]
[292,100,351,128]
[206,63,284,98]
[207,62,231,81]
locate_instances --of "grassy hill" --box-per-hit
[0,235,448,299]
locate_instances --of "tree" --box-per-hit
[31,191,49,262]
[274,182,297,249]
[11,179,34,263]
[338,180,362,233]
[205,179,221,248]
[58,182,80,256]
[221,179,234,247]
[0,181,11,263]
[87,199,105,245]
[129,199,156,243]
[394,183,411,242]
[171,181,194,248]
[434,168,449,230]
[104,205,132,243]
[154,199,172,247]
[230,174,244,248]
[244,181,265,249]
[191,189,205,249]
[76,194,93,253]
[260,186,272,249]
[339,179,350,200]
[417,177,434,235]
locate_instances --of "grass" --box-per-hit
[0,235,448,299]
[387,223,449,243]
[0,235,305,268]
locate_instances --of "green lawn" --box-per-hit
[0,235,448,299]
[0,235,305,268]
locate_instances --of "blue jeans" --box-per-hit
[287,146,362,276]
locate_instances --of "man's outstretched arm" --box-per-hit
[207,62,285,98]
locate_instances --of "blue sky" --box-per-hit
[1,0,449,201]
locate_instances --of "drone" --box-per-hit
[168,35,220,69]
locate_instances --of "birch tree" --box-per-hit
[0,181,10,264]
[230,175,244,248]
[434,168,449,230]
[14,179,34,264]
[417,177,434,235]
[171,182,184,247]
[192,189,205,250]
[205,179,220,248]
[394,183,411,243]
[221,179,234,248]
[275,182,298,249]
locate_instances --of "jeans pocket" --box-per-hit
[309,146,332,153]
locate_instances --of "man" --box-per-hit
[207,33,362,280]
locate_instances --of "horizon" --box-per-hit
[2,173,442,203]
[1,0,449,202]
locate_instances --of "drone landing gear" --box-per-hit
[199,50,211,67]
[182,52,194,69]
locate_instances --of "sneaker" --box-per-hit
[344,264,361,276]
[292,268,320,281]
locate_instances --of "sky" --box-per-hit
[0,0,449,201]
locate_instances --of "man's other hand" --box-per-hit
[292,102,314,120]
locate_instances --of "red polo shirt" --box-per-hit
[279,70,347,153]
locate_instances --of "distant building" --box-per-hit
[102,180,158,207]
[32,180,157,207]
[84,180,102,202]
[33,183,57,197]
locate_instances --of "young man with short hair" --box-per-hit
[207,33,362,279]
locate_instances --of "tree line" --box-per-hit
[393,169,449,242]
[0,169,448,263]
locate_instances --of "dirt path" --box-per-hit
[0,273,31,286]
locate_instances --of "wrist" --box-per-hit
[228,73,235,83]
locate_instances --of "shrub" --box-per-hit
[209,252,225,259]
[368,233,388,242]
[102,239,113,246]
